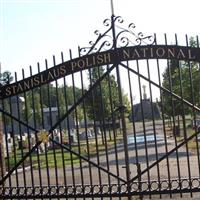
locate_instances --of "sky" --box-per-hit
[0,0,200,100]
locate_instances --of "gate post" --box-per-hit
[0,111,5,186]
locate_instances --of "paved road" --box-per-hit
[7,121,200,199]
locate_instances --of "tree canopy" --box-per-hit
[85,66,131,122]
[2,67,131,127]
[162,37,199,117]
[0,71,13,86]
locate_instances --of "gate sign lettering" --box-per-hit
[1,45,200,99]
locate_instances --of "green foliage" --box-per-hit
[85,66,131,121]
[0,71,13,86]
[85,67,117,121]
[162,37,199,116]
[34,93,42,126]
[1,68,130,126]
[22,84,83,124]
[1,71,13,125]
[2,98,12,125]
[123,93,131,116]
[57,86,66,117]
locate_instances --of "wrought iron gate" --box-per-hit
[1,14,200,199]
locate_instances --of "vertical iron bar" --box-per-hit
[53,55,67,191]
[165,34,181,197]
[63,50,76,194]
[186,35,200,178]
[37,62,51,200]
[69,50,85,191]
[155,33,170,198]
[107,63,121,195]
[126,60,141,198]
[88,63,103,193]
[111,14,131,197]
[97,64,111,193]
[136,59,151,193]
[146,58,161,196]
[0,143,4,186]
[1,99,12,187]
[14,72,27,196]
[21,68,35,193]
[77,47,93,197]
[29,65,43,198]
[0,100,6,189]
[94,63,111,184]
[137,163,143,200]
[8,92,19,187]
[192,36,200,177]
[175,34,192,197]
[45,59,60,190]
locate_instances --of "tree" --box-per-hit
[0,71,13,86]
[162,37,199,117]
[0,70,13,125]
[86,66,131,121]
[123,93,131,117]
[57,87,66,117]
[22,93,32,121]
[33,93,42,127]
[23,91,42,127]
[86,67,117,121]
[0,70,13,182]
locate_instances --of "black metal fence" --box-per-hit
[1,15,200,199]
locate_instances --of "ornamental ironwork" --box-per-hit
[80,16,155,55]
[1,9,200,200]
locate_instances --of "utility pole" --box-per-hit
[110,1,131,199]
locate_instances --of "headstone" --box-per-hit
[70,129,77,143]
[97,127,101,135]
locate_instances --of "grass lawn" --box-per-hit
[8,118,198,170]
[5,129,123,170]
[6,148,80,170]
[164,123,200,152]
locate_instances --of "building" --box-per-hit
[129,85,161,122]
[5,96,75,135]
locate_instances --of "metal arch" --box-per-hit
[1,14,200,200]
